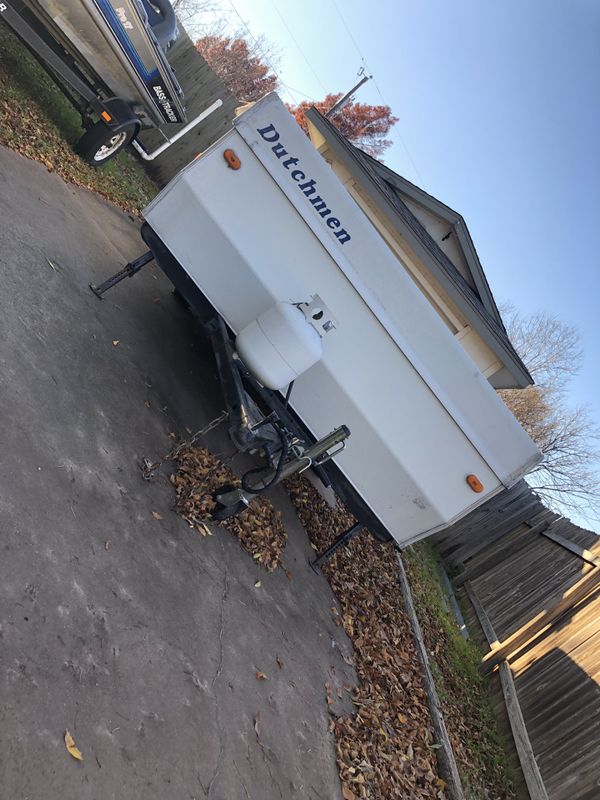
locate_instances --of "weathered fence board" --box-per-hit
[540,526,600,566]
[499,662,549,800]
[135,26,239,186]
[433,483,600,800]
[511,595,600,681]
[480,567,599,670]
[432,481,551,564]
[472,542,593,643]
[455,522,545,586]
[513,629,600,800]
[463,579,548,799]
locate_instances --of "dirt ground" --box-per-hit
[0,145,357,800]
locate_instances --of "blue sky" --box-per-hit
[213,0,599,523]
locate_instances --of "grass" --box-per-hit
[403,542,521,800]
[0,23,157,213]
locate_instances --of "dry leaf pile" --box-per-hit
[286,475,447,800]
[172,446,287,571]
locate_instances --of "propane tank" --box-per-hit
[236,296,336,390]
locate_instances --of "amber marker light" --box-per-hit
[466,474,484,493]
[100,111,112,123]
[224,148,241,169]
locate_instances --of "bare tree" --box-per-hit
[501,304,583,394]
[171,0,218,34]
[171,0,281,70]
[499,306,599,520]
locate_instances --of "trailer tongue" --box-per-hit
[92,92,541,547]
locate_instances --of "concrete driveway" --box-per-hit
[0,146,355,800]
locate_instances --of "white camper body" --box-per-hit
[144,93,540,546]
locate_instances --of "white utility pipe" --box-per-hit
[132,99,223,161]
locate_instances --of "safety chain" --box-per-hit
[141,410,229,481]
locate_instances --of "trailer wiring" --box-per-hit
[241,422,289,494]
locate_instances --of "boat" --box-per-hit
[1,0,186,163]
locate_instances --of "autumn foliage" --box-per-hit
[196,35,278,102]
[286,474,447,799]
[288,94,398,159]
[195,34,398,158]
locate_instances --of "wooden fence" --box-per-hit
[434,480,551,566]
[433,482,600,800]
[135,26,240,186]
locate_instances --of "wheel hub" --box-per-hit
[93,131,128,162]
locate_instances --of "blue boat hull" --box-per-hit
[21,0,186,127]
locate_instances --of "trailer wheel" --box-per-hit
[76,121,137,166]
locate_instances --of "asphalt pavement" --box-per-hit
[0,145,356,800]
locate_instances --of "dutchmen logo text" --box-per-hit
[257,123,352,245]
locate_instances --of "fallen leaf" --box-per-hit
[284,569,293,581]
[112,340,120,347]
[435,778,446,790]
[255,671,268,681]
[151,511,162,520]
[171,446,286,572]
[254,580,261,588]
[64,730,83,761]
[104,540,112,551]
[284,474,451,798]
[276,655,284,669]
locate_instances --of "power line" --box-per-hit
[329,0,366,65]
[227,0,310,105]
[280,83,315,100]
[270,1,328,95]
[328,0,426,187]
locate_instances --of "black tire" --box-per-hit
[76,121,137,166]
